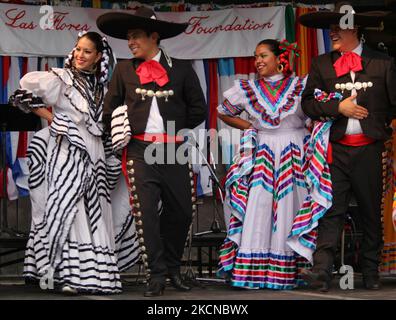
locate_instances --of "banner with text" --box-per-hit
[0,3,285,59]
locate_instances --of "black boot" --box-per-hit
[168,273,191,291]
[301,269,331,292]
[144,280,165,297]
[363,275,380,290]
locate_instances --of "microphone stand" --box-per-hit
[183,209,205,288]
[182,136,227,284]
[187,136,225,236]
[194,163,225,236]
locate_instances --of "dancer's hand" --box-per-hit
[338,95,369,119]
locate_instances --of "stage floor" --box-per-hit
[0,274,395,300]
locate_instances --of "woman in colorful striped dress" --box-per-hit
[10,32,140,294]
[217,39,332,289]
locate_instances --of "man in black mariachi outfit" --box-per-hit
[299,3,396,292]
[97,7,207,297]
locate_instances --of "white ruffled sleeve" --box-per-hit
[20,70,63,106]
[217,80,246,116]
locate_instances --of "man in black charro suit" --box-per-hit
[299,4,396,291]
[97,6,207,297]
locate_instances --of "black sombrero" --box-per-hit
[96,6,189,40]
[299,2,388,29]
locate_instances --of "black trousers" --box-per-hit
[127,140,193,282]
[313,140,384,279]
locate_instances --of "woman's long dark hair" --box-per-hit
[65,31,115,84]
[80,32,105,54]
[256,39,282,57]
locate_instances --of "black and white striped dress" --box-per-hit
[20,68,140,294]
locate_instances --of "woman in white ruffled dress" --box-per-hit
[217,39,332,290]
[10,32,140,294]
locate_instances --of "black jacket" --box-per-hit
[302,45,396,141]
[103,53,207,135]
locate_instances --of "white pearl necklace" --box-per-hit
[135,88,174,101]
[335,81,373,93]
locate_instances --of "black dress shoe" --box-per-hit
[317,281,330,293]
[168,273,191,291]
[363,276,381,290]
[301,269,331,292]
[25,277,39,285]
[144,281,165,297]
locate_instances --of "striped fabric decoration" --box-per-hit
[50,113,87,150]
[381,244,396,274]
[250,143,275,193]
[218,243,311,290]
[393,190,396,231]
[287,121,333,261]
[256,77,294,111]
[110,105,131,152]
[381,200,396,273]
[226,129,258,221]
[239,77,305,128]
[220,129,258,263]
[218,125,317,288]
[272,143,306,232]
[114,213,140,272]
[1,56,10,103]
[381,136,396,274]
[25,127,140,288]
[36,137,91,268]
[219,98,244,117]
[231,251,304,289]
[24,233,123,294]
[295,7,319,77]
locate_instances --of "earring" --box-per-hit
[277,64,284,73]
[360,33,366,44]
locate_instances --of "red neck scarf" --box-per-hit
[333,51,363,78]
[136,60,169,87]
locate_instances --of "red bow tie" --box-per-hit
[333,51,363,77]
[136,60,169,87]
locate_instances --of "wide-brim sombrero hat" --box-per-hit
[96,6,189,40]
[299,2,388,29]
